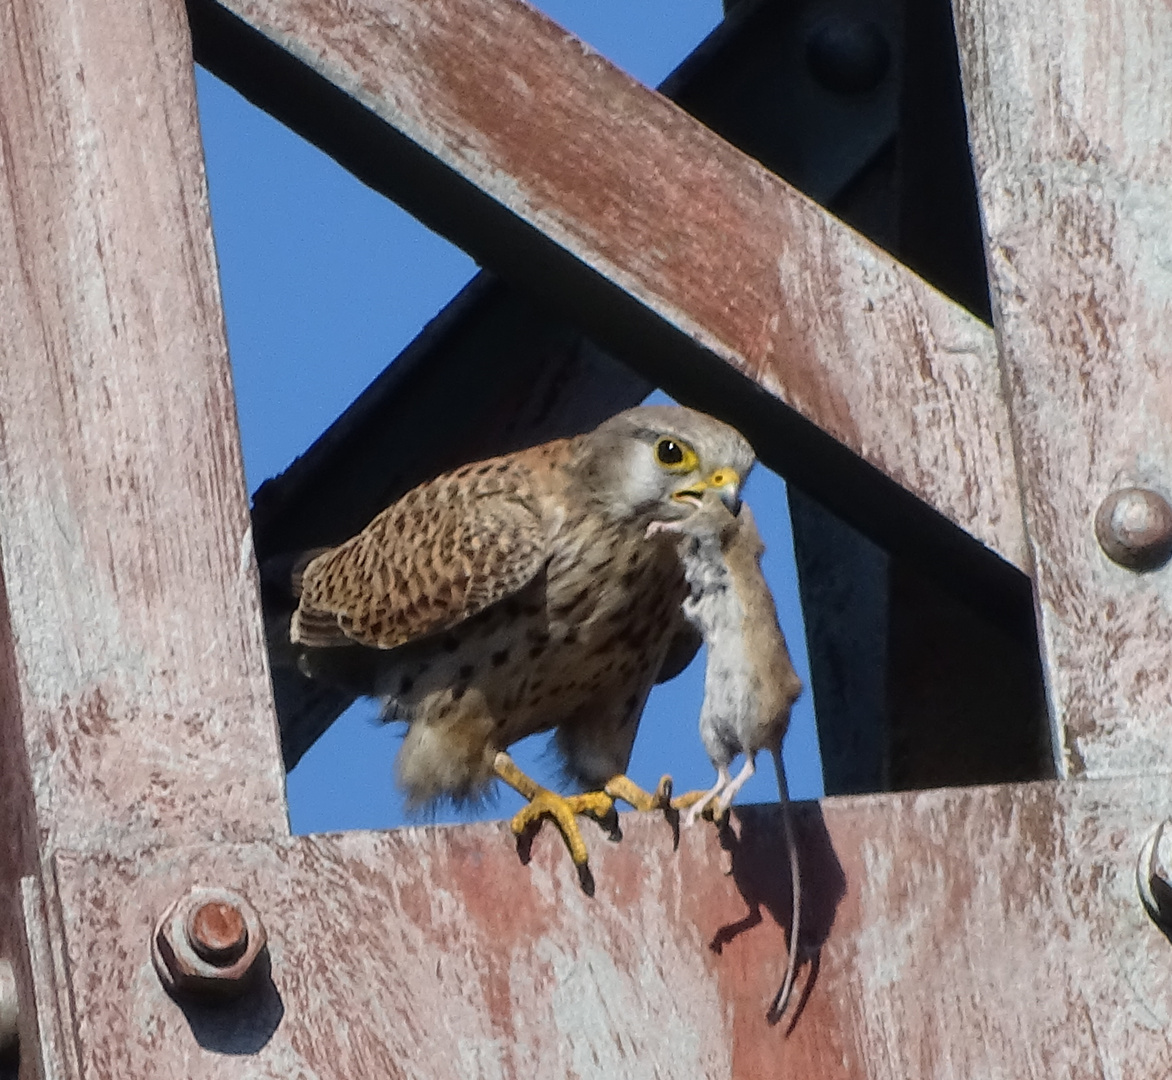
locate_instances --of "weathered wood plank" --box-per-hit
[953,0,1172,776]
[49,776,1172,1077]
[0,0,287,856]
[193,0,1028,574]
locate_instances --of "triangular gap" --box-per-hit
[194,0,1047,838]
[195,68,477,490]
[192,3,756,837]
[524,0,725,89]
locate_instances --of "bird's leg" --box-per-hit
[604,773,674,812]
[714,753,757,818]
[673,764,733,824]
[493,752,614,867]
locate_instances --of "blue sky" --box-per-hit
[193,0,825,839]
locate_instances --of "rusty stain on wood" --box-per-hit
[199,0,1028,573]
[39,777,1172,1078]
[953,0,1172,776]
[0,0,287,858]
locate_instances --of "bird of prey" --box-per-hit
[286,404,756,878]
[648,499,804,1019]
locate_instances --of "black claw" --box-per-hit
[667,806,682,851]
[576,863,596,897]
[655,775,674,806]
[597,806,622,842]
[514,828,535,866]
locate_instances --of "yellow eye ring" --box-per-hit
[654,437,699,473]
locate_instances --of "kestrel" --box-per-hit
[648,499,804,1019]
[287,405,756,879]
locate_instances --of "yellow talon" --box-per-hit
[605,773,673,811]
[509,789,615,866]
[671,788,728,824]
[671,788,710,811]
[494,752,616,867]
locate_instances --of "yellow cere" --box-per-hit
[707,469,738,489]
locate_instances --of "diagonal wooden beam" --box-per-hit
[190,0,1028,576]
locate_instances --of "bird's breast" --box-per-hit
[375,519,687,738]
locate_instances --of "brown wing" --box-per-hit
[291,456,551,651]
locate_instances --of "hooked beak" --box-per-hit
[672,468,742,514]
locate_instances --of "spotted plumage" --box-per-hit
[285,405,756,874]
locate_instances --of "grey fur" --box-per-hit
[651,499,805,1022]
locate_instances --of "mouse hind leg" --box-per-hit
[714,752,757,817]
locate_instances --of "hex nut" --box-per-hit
[1137,821,1172,928]
[1095,487,1172,571]
[0,959,17,1055]
[152,887,267,999]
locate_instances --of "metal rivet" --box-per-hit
[1095,487,1172,571]
[805,18,891,95]
[1137,821,1172,928]
[153,887,267,999]
[0,959,17,1055]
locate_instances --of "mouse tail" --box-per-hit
[768,746,802,1023]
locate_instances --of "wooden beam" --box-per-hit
[38,775,1172,1076]
[190,0,1029,577]
[1,2,290,1065]
[954,0,1172,777]
[0,0,287,865]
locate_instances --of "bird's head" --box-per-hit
[579,405,756,525]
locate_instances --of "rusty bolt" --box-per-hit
[1137,821,1172,928]
[152,887,267,999]
[1095,487,1172,571]
[188,900,249,964]
[0,959,17,1055]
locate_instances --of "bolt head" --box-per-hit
[1095,487,1172,571]
[153,887,267,999]
[805,17,891,95]
[187,901,249,965]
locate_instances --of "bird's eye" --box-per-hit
[654,437,697,472]
[657,439,684,465]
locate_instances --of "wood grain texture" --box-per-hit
[953,0,1172,776]
[0,0,287,854]
[48,776,1172,1078]
[200,0,1028,573]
